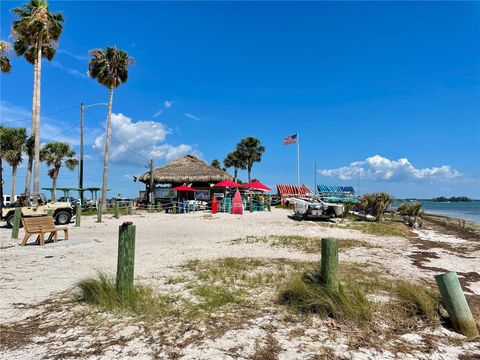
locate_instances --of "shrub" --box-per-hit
[358,192,393,220]
[397,202,423,217]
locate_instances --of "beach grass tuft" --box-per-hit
[278,276,373,325]
[77,272,179,320]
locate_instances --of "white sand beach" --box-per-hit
[1,209,479,359]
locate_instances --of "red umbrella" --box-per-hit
[244,181,271,191]
[172,185,197,191]
[213,180,244,187]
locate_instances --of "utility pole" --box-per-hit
[149,159,155,204]
[79,103,85,204]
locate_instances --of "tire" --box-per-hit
[5,213,23,229]
[54,210,71,225]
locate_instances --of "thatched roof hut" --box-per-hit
[138,155,233,184]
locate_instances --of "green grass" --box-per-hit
[347,219,410,237]
[277,261,441,327]
[76,272,179,320]
[231,235,376,253]
[278,277,373,325]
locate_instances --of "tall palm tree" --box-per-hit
[11,0,64,197]
[223,150,246,182]
[0,41,12,73]
[235,137,265,182]
[88,46,134,208]
[0,126,12,213]
[40,142,78,202]
[4,128,27,201]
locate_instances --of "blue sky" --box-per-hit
[1,1,479,199]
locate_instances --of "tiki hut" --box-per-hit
[138,155,233,203]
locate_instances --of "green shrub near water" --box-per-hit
[397,202,424,217]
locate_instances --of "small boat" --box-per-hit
[286,197,344,220]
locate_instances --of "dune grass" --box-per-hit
[348,219,410,237]
[76,272,179,320]
[231,235,375,253]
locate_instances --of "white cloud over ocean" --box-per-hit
[318,155,461,182]
[92,113,193,166]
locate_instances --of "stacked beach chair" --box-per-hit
[317,185,358,204]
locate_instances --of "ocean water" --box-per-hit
[394,200,480,224]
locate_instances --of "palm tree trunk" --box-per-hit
[234,167,238,182]
[52,167,59,202]
[25,57,38,194]
[248,163,252,182]
[33,38,42,198]
[10,165,17,201]
[101,87,114,210]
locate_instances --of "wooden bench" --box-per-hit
[21,216,69,246]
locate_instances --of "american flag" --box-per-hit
[283,133,297,145]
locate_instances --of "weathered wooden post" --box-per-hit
[267,198,271,212]
[97,205,102,223]
[11,207,22,239]
[116,222,136,295]
[75,205,81,227]
[249,198,253,213]
[435,272,479,337]
[320,237,339,290]
[128,201,133,215]
[114,200,120,219]
[172,202,177,214]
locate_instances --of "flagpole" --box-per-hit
[297,133,300,185]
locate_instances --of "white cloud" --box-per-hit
[153,100,174,118]
[184,113,202,121]
[50,60,88,79]
[0,101,79,145]
[57,48,88,61]
[153,109,163,118]
[319,155,461,182]
[92,113,193,166]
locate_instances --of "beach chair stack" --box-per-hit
[276,184,313,205]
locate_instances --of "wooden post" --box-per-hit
[267,198,271,212]
[47,210,53,216]
[116,222,136,295]
[75,204,81,227]
[114,200,120,219]
[11,207,22,239]
[435,272,479,337]
[97,205,102,223]
[320,237,339,290]
[128,201,133,215]
[249,198,253,213]
[173,202,177,214]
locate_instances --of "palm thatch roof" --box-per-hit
[138,155,233,184]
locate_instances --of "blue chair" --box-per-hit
[224,197,232,213]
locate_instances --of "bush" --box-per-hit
[397,202,423,217]
[358,192,393,220]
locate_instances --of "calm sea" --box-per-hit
[394,200,480,224]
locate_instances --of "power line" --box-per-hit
[1,105,78,125]
[84,109,150,162]
[43,122,80,143]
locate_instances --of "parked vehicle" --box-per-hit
[1,193,74,228]
[2,195,19,207]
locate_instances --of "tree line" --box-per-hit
[1,0,133,210]
[210,137,266,183]
[0,126,78,202]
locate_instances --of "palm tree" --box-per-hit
[11,0,64,197]
[0,126,12,213]
[210,159,222,170]
[0,41,12,73]
[223,150,246,182]
[4,128,27,202]
[88,46,134,209]
[40,142,78,202]
[235,137,265,182]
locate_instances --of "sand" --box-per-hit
[0,208,479,359]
